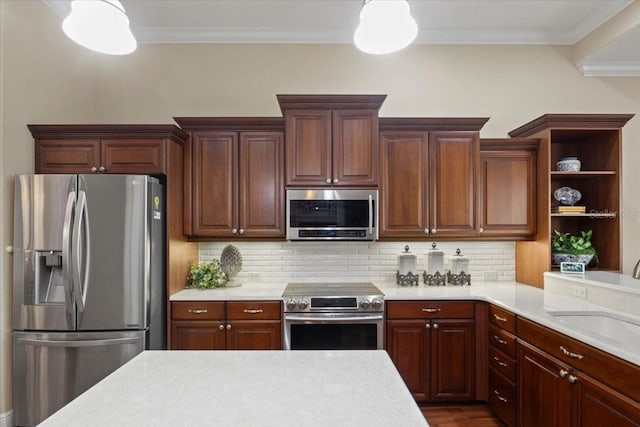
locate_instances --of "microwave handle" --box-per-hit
[368,194,373,235]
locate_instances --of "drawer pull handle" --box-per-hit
[188,309,208,314]
[422,308,441,313]
[493,356,507,367]
[560,345,584,360]
[493,390,508,403]
[493,335,507,345]
[493,314,507,322]
[243,309,264,314]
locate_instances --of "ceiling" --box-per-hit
[44,0,640,76]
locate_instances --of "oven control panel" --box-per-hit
[284,296,384,313]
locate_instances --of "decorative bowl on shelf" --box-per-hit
[556,157,581,172]
[553,186,581,206]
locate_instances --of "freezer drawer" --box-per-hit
[13,331,145,427]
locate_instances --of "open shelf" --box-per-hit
[550,212,616,218]
[550,171,616,178]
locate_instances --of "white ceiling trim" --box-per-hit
[579,61,640,77]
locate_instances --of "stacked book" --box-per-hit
[551,205,586,213]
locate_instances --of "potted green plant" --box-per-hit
[551,229,597,266]
[186,260,228,289]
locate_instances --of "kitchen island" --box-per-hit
[39,350,428,427]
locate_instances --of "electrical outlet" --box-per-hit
[572,285,587,298]
[483,271,498,281]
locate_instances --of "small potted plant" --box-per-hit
[551,229,597,266]
[186,259,228,289]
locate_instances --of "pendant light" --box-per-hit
[354,0,418,55]
[62,0,137,55]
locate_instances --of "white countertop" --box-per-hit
[39,350,428,427]
[171,280,640,366]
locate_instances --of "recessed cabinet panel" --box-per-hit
[430,132,479,236]
[380,132,429,237]
[192,132,237,236]
[36,140,100,174]
[285,109,332,185]
[102,140,164,174]
[332,109,378,186]
[239,132,284,237]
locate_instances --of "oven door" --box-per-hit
[284,312,384,350]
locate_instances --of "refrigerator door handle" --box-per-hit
[61,190,76,312]
[72,190,90,313]
[17,336,140,348]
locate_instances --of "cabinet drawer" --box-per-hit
[227,301,281,320]
[489,346,517,382]
[518,317,640,403]
[488,323,517,358]
[386,301,475,319]
[489,305,516,333]
[488,368,517,427]
[171,301,225,320]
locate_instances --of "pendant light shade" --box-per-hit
[63,0,137,55]
[354,0,418,55]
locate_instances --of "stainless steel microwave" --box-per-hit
[286,189,378,241]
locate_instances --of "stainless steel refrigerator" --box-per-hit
[12,174,166,426]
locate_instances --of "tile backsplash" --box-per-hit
[199,241,515,282]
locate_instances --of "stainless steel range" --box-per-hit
[282,282,385,350]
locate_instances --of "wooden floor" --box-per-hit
[421,404,504,427]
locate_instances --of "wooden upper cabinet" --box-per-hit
[479,138,538,238]
[380,131,429,237]
[284,109,332,186]
[239,132,285,237]
[430,132,479,237]
[175,117,285,239]
[29,125,183,175]
[278,94,386,187]
[191,132,238,237]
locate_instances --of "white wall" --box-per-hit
[1,0,639,416]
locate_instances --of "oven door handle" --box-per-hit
[285,314,384,322]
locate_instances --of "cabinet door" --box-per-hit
[519,342,571,427]
[226,321,282,350]
[379,131,429,237]
[171,321,226,350]
[191,132,238,237]
[431,319,475,401]
[35,139,100,174]
[332,109,378,186]
[480,150,536,237]
[430,132,479,236]
[285,109,332,186]
[239,132,285,237]
[101,140,165,174]
[574,372,640,427]
[386,320,430,402]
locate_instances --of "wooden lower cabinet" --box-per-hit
[170,300,282,350]
[385,301,476,402]
[518,319,640,427]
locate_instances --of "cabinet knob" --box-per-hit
[559,369,568,378]
[568,375,578,384]
[425,323,431,329]
[239,228,245,235]
[226,324,231,330]
[325,178,331,184]
[424,228,429,234]
[333,178,339,184]
[479,227,484,233]
[433,323,439,329]
[91,167,98,173]
[231,228,238,235]
[218,324,224,330]
[431,228,436,234]
[98,166,106,172]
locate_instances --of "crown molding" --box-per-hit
[578,61,640,76]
